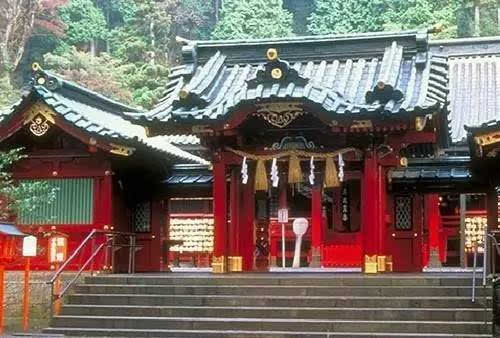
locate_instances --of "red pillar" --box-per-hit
[425,194,442,267]
[362,151,379,257]
[229,168,240,256]
[213,159,228,272]
[426,194,441,248]
[240,170,255,271]
[378,165,387,255]
[310,184,323,267]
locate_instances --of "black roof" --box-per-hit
[129,30,448,125]
[430,37,500,144]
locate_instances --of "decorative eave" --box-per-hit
[0,65,209,165]
[131,30,448,136]
[465,120,500,158]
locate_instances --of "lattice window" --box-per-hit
[133,201,151,232]
[395,196,412,230]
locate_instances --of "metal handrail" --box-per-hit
[47,229,138,318]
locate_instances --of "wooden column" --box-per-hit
[362,151,379,257]
[310,184,323,267]
[487,186,498,231]
[239,169,255,271]
[377,165,387,255]
[486,186,498,275]
[229,168,240,256]
[426,194,442,268]
[459,194,467,268]
[213,159,228,272]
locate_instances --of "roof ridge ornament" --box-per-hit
[32,63,62,91]
[246,48,309,89]
[365,42,405,105]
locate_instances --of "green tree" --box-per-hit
[0,148,57,220]
[381,0,460,38]
[0,75,20,108]
[58,0,109,55]
[44,48,134,104]
[308,0,385,35]
[212,0,294,39]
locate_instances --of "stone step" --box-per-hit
[49,316,491,334]
[60,304,491,321]
[85,275,485,287]
[75,284,491,297]
[66,293,491,308]
[42,327,493,338]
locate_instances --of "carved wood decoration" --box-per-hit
[253,102,304,128]
[24,101,56,137]
[271,136,315,150]
[475,131,500,147]
[109,143,136,156]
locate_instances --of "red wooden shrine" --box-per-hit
[2,32,500,273]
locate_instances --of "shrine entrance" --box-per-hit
[144,31,449,273]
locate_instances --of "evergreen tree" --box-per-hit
[212,0,294,39]
[58,0,109,54]
[308,0,385,35]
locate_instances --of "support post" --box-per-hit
[362,151,379,257]
[486,186,498,276]
[229,168,240,257]
[378,165,387,255]
[213,158,228,273]
[0,265,4,336]
[240,168,255,271]
[310,184,323,267]
[22,257,31,331]
[460,194,467,268]
[427,194,442,268]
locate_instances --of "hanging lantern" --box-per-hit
[308,156,315,185]
[338,153,345,182]
[324,156,340,188]
[270,158,279,188]
[241,157,248,184]
[288,155,303,184]
[254,159,268,191]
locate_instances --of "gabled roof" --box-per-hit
[0,69,208,165]
[430,37,500,144]
[129,30,448,127]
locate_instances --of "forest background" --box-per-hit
[1,0,499,111]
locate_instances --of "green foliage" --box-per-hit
[212,0,294,39]
[44,48,134,104]
[44,47,169,109]
[381,0,460,39]
[0,75,20,109]
[0,148,57,220]
[59,0,109,45]
[308,0,385,35]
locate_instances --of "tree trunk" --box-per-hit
[150,20,155,64]
[474,0,481,37]
[90,40,96,57]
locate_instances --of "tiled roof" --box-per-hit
[390,166,471,181]
[447,55,500,143]
[163,134,201,145]
[0,71,208,165]
[429,37,500,144]
[130,31,448,124]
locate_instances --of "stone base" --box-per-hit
[427,247,442,268]
[269,256,277,268]
[309,247,321,268]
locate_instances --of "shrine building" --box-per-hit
[3,30,500,274]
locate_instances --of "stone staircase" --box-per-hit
[44,273,492,337]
